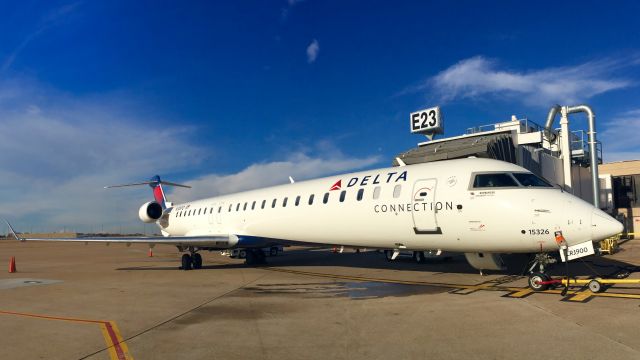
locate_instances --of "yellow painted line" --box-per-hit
[567,290,593,302]
[264,267,640,302]
[0,310,133,360]
[508,288,535,298]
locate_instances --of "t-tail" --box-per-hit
[105,175,191,209]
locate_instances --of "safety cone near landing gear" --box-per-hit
[148,248,153,257]
[8,257,16,273]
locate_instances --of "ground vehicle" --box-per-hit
[221,246,283,259]
[382,249,450,263]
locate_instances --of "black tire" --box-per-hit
[588,279,603,293]
[239,250,247,259]
[245,249,257,265]
[192,253,203,269]
[181,254,192,271]
[414,251,425,263]
[384,250,393,261]
[528,273,549,291]
[270,247,278,256]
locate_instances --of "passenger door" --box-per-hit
[412,179,441,234]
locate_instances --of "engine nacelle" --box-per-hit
[139,201,163,223]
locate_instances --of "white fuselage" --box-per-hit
[160,158,621,253]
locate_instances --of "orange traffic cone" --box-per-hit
[148,248,153,257]
[8,257,16,273]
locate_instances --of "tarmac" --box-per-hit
[2,239,640,360]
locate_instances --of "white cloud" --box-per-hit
[306,39,320,63]
[422,56,635,106]
[600,109,640,162]
[1,2,81,73]
[169,150,381,203]
[0,77,203,233]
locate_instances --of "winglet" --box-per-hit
[4,220,24,242]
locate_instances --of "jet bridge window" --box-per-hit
[357,188,364,201]
[339,190,346,202]
[393,184,402,198]
[512,173,553,187]
[472,173,518,188]
[295,196,301,206]
[323,192,329,204]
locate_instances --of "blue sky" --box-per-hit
[2,1,640,232]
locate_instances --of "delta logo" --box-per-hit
[329,170,408,191]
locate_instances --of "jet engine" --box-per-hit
[139,201,163,223]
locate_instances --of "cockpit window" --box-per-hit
[473,173,518,188]
[512,173,553,187]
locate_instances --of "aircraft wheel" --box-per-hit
[414,251,425,263]
[239,250,247,259]
[245,250,257,265]
[192,253,203,269]
[528,273,549,291]
[588,279,603,293]
[181,254,192,271]
[384,250,393,262]
[270,247,278,256]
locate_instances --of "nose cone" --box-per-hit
[592,209,624,240]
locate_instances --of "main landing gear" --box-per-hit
[180,248,203,271]
[244,249,267,266]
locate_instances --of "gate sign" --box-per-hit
[410,106,443,135]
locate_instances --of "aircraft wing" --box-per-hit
[4,221,235,247]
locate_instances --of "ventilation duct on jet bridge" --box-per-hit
[393,134,516,166]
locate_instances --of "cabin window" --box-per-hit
[473,173,518,188]
[228,204,232,212]
[198,209,202,215]
[188,210,191,216]
[295,196,301,206]
[261,200,266,209]
[373,186,381,199]
[251,201,256,210]
[393,184,402,198]
[339,190,346,202]
[357,188,364,201]
[308,194,315,205]
[512,173,553,187]
[236,203,240,211]
[283,197,288,207]
[272,199,277,208]
[243,202,248,211]
[218,206,222,213]
[323,192,329,204]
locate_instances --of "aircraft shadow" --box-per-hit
[117,248,639,278]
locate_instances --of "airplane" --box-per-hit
[5,157,623,289]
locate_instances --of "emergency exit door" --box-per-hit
[412,179,441,234]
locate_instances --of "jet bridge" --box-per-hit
[396,108,603,207]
